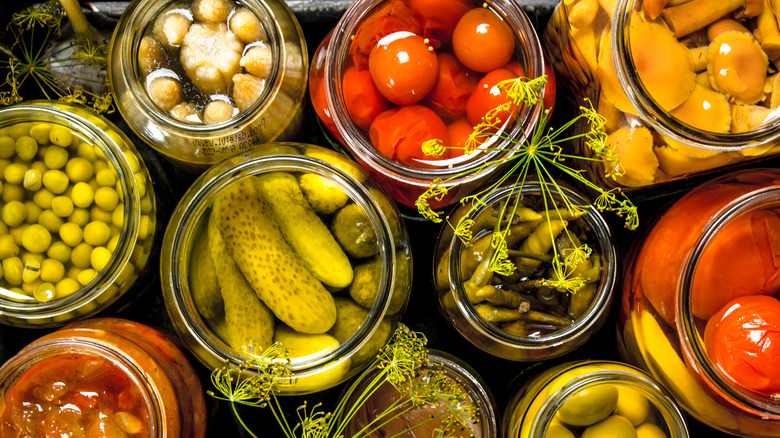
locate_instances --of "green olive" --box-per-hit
[581,415,637,438]
[615,386,650,426]
[558,384,619,427]
[636,423,667,438]
[546,420,575,438]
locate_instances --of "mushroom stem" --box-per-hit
[58,0,99,41]
[755,0,780,60]
[642,0,670,20]
[661,0,744,38]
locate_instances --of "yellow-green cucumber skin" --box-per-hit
[215,178,337,334]
[208,208,274,351]
[188,226,230,342]
[256,172,354,289]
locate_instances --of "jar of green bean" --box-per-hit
[0,101,157,328]
[432,179,617,361]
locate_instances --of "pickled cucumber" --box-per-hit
[189,225,227,335]
[208,211,273,350]
[329,297,392,365]
[214,177,336,334]
[256,172,354,289]
[349,252,410,315]
[332,203,379,258]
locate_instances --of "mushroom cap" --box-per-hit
[707,31,769,104]
[670,83,732,133]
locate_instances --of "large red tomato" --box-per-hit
[369,105,450,165]
[408,0,471,46]
[466,68,518,127]
[425,53,479,122]
[342,66,389,129]
[452,7,515,73]
[349,0,422,67]
[368,32,439,105]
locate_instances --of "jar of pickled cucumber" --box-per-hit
[0,101,157,328]
[503,360,689,438]
[108,0,308,171]
[620,168,780,437]
[0,317,207,437]
[161,142,412,395]
[309,0,552,209]
[543,0,780,190]
[432,180,617,361]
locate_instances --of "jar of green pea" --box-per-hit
[0,101,157,327]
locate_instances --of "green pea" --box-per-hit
[22,258,41,283]
[77,268,98,285]
[23,168,43,191]
[111,207,124,228]
[138,215,152,240]
[33,189,55,209]
[44,146,69,169]
[9,225,26,246]
[58,222,83,247]
[4,163,28,185]
[140,196,152,214]
[49,126,73,147]
[94,186,119,211]
[55,277,80,298]
[33,281,56,302]
[95,168,117,187]
[40,258,65,283]
[2,200,27,227]
[70,242,93,269]
[71,182,94,208]
[0,234,20,259]
[0,136,15,159]
[65,157,93,183]
[15,136,38,162]
[107,234,120,252]
[37,210,64,233]
[42,169,69,194]
[24,201,42,224]
[28,123,52,145]
[47,241,72,263]
[90,205,112,223]
[0,222,8,235]
[8,123,30,140]
[2,257,23,285]
[20,251,43,266]
[90,246,112,271]
[76,142,97,161]
[123,150,140,172]
[83,221,111,246]
[51,196,75,218]
[2,184,25,203]
[30,160,47,174]
[21,224,52,253]
[0,159,11,176]
[68,208,90,227]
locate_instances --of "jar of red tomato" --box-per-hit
[543,0,780,190]
[309,0,553,209]
[620,168,780,437]
[0,317,207,437]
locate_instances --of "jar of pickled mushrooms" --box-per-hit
[109,0,308,171]
[543,0,780,190]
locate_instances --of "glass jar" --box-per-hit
[161,142,412,395]
[503,360,689,438]
[543,0,780,190]
[108,0,308,171]
[309,0,551,209]
[620,168,780,436]
[433,180,617,361]
[0,101,158,328]
[0,317,207,437]
[341,349,499,437]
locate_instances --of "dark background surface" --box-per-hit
[0,0,755,436]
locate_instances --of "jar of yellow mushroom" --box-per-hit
[0,101,157,328]
[109,0,308,172]
[503,360,689,438]
[543,0,780,190]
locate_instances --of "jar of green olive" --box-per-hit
[432,180,617,361]
[0,101,157,328]
[109,0,308,171]
[503,360,689,438]
[161,142,412,395]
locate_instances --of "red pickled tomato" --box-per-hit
[349,0,422,67]
[369,32,439,105]
[452,7,515,73]
[446,118,474,157]
[691,208,780,320]
[343,66,389,129]
[704,295,780,395]
[408,0,472,46]
[466,68,518,127]
[369,105,450,164]
[426,53,479,122]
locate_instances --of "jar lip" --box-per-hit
[323,0,547,182]
[446,180,617,352]
[530,361,689,438]
[612,0,780,150]
[161,144,397,375]
[677,181,780,418]
[0,334,163,436]
[0,102,142,322]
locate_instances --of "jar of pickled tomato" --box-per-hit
[342,349,499,437]
[161,142,412,395]
[620,168,780,436]
[432,180,617,361]
[543,0,780,190]
[309,0,553,209]
[503,360,689,438]
[109,0,308,171]
[0,317,207,437]
[0,101,157,328]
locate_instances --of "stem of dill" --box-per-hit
[267,391,296,438]
[231,402,260,438]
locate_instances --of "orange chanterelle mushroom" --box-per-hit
[707,31,769,105]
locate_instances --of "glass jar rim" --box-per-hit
[529,361,689,438]
[612,0,780,150]
[161,143,398,376]
[323,0,548,183]
[677,179,780,418]
[0,102,142,322]
[445,179,617,352]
